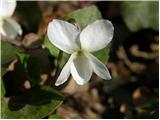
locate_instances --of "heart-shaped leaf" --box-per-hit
[1,41,21,66]
[63,5,102,29]
[1,85,64,119]
[1,41,22,76]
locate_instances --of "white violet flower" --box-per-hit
[0,0,22,39]
[47,19,114,86]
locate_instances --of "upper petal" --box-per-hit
[88,53,111,80]
[47,19,80,54]
[71,54,92,85]
[1,0,16,18]
[1,18,22,39]
[55,53,76,86]
[80,20,114,52]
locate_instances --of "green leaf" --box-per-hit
[1,41,21,66]
[1,78,5,118]
[43,35,70,68]
[1,41,22,76]
[93,44,111,64]
[1,78,5,97]
[121,1,159,31]
[17,52,29,69]
[17,52,42,84]
[49,114,62,119]
[1,85,64,119]
[27,57,42,84]
[1,67,7,77]
[43,35,60,58]
[63,5,102,29]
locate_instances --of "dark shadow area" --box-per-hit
[2,47,62,111]
[8,86,62,111]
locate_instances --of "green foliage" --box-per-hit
[43,35,60,58]
[1,67,7,77]
[1,41,21,66]
[93,44,111,64]
[43,5,111,69]
[1,52,64,119]
[17,52,29,69]
[43,35,70,68]
[17,52,45,84]
[1,41,22,76]
[63,5,102,29]
[121,1,159,32]
[1,85,64,119]
[1,78,5,97]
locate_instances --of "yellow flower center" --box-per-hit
[74,49,89,57]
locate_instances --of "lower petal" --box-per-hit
[88,53,111,80]
[55,53,76,86]
[71,55,92,85]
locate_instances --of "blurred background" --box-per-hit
[1,1,159,119]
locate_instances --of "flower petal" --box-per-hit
[47,19,80,54]
[1,18,22,39]
[80,20,114,52]
[55,53,76,86]
[1,0,16,18]
[71,54,92,85]
[88,53,111,80]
